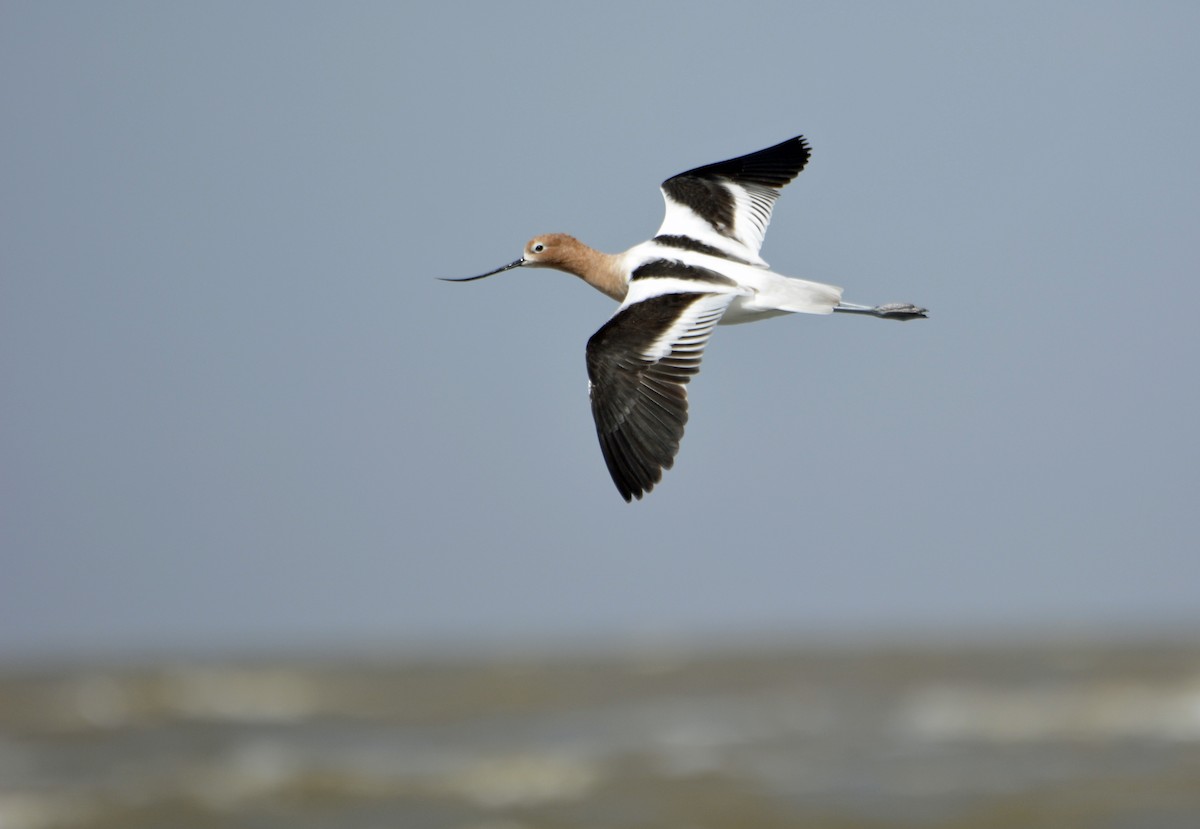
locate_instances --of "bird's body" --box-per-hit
[444,135,926,501]
[511,233,843,321]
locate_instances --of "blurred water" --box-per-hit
[2,642,1199,828]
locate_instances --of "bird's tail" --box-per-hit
[754,273,843,316]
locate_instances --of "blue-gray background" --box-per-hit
[3,2,1198,662]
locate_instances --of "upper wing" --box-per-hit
[654,135,812,266]
[585,288,735,501]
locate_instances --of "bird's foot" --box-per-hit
[872,303,928,320]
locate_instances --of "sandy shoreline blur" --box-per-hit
[3,640,1199,828]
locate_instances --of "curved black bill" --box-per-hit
[439,258,526,282]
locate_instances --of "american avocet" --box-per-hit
[443,135,926,502]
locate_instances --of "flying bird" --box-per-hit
[443,135,926,501]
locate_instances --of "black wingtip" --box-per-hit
[666,134,813,189]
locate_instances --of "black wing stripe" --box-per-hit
[631,258,738,285]
[651,235,756,265]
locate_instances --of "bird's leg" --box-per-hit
[834,302,928,321]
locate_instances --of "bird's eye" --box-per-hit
[532,242,545,253]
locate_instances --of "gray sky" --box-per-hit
[3,2,1198,662]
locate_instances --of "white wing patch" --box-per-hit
[639,291,734,362]
[727,182,778,257]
